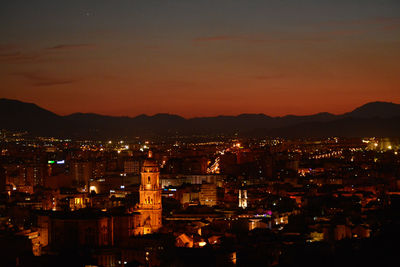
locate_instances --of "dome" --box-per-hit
[142,159,158,168]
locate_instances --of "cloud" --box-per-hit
[0,44,96,63]
[11,72,79,86]
[0,51,41,63]
[46,44,95,50]
[0,43,96,64]
[194,17,400,44]
[193,35,329,44]
[325,29,367,36]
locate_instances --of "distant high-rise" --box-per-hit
[71,161,92,188]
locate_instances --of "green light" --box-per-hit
[48,160,55,164]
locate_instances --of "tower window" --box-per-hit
[147,176,151,184]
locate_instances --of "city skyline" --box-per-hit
[1,1,400,117]
[1,2,400,266]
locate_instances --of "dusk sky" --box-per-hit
[1,0,400,118]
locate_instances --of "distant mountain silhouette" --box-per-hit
[0,99,67,136]
[344,101,400,118]
[1,98,400,138]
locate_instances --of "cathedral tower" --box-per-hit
[238,183,247,209]
[136,159,162,235]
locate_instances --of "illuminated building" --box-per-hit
[92,160,106,178]
[3,163,45,193]
[238,184,247,209]
[26,164,44,187]
[134,159,162,235]
[199,183,217,206]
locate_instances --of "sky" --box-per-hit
[1,0,400,118]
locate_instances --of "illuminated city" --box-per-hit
[1,1,400,267]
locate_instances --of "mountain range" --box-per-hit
[1,98,400,139]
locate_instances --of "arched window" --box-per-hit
[148,196,150,204]
[147,176,151,184]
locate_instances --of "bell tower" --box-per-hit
[238,183,247,209]
[136,159,162,235]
